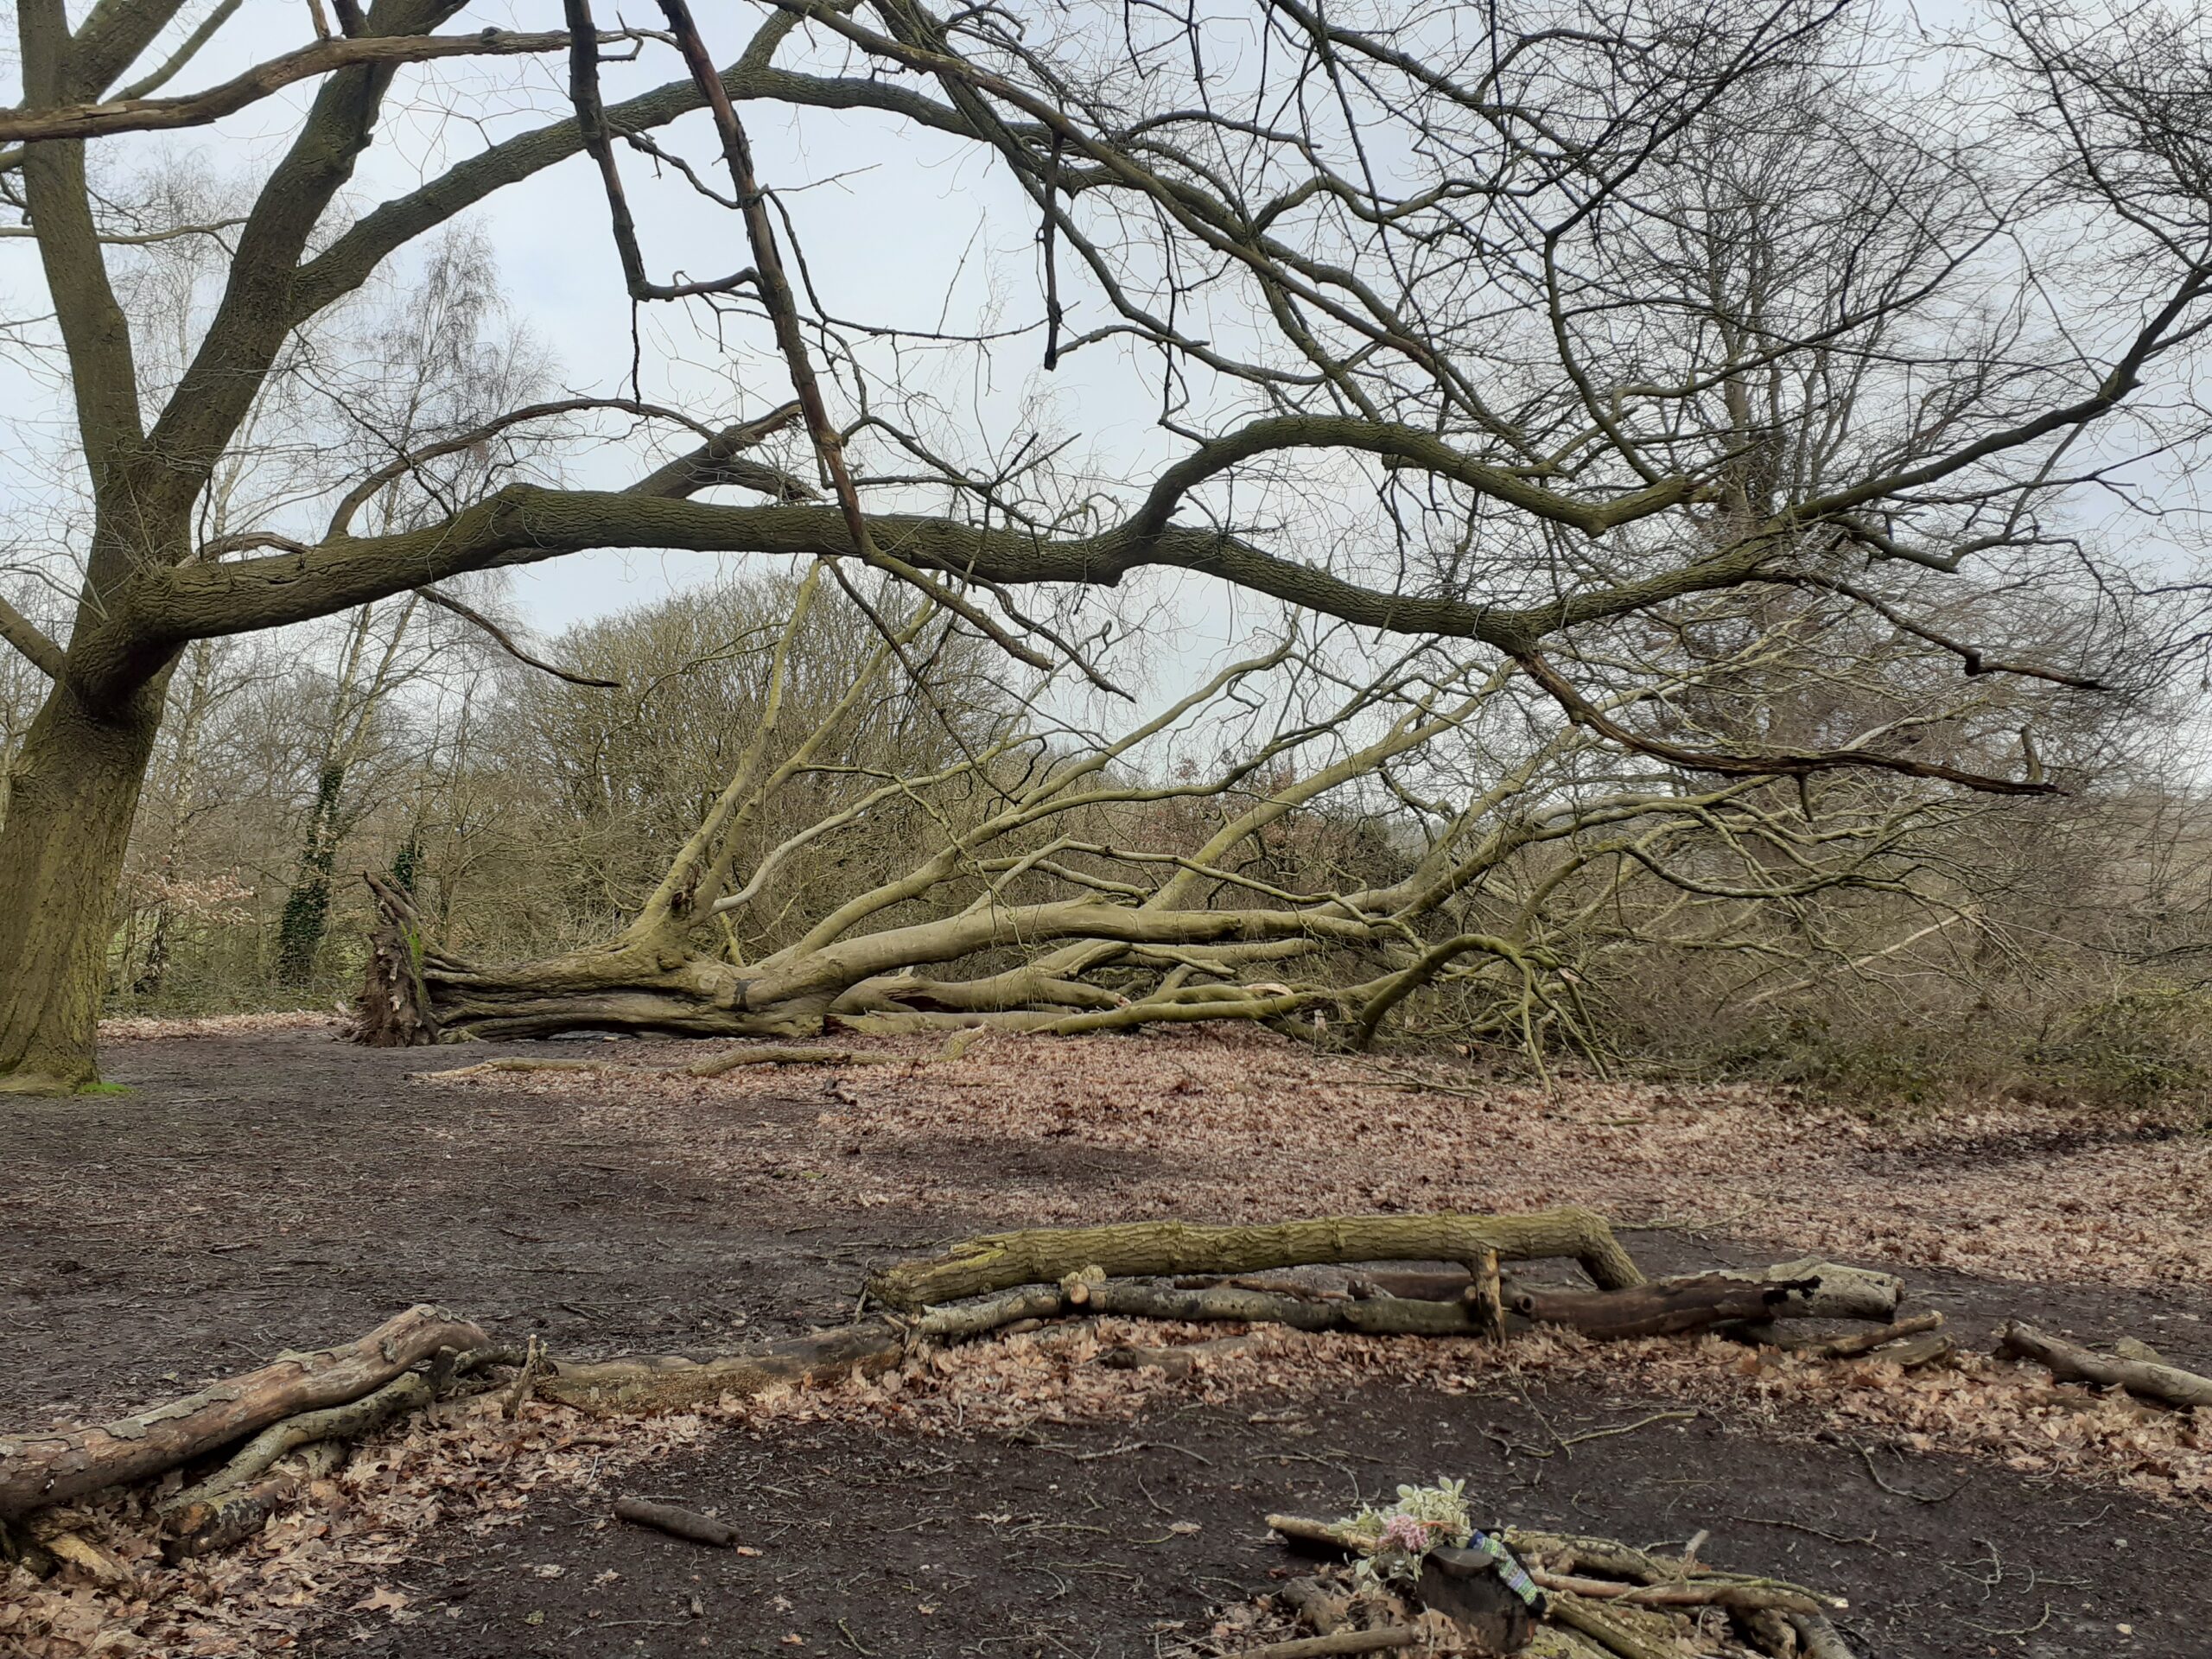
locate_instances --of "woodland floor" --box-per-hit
[3,1019,2211,1658]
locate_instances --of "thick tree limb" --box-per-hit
[536,1322,902,1411]
[159,1363,450,1524]
[865,1209,1646,1309]
[0,29,594,146]
[1996,1321,2212,1408]
[1516,1261,1899,1339]
[0,1304,484,1520]
[1513,1275,1818,1339]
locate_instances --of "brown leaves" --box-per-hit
[0,1394,711,1658]
[435,1024,2211,1294]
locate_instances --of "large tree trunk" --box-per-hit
[276,761,346,986]
[353,874,818,1043]
[0,679,164,1094]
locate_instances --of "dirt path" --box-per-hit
[5,1025,2209,1658]
[299,1378,2210,1659]
[8,1027,2208,1424]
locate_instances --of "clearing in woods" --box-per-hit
[3,1019,2209,1657]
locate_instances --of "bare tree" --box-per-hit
[1,0,2207,1090]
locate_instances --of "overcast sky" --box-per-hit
[0,0,1268,684]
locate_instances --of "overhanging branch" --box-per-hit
[0,29,604,146]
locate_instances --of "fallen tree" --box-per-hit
[357,597,1960,1059]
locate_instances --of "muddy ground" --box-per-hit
[5,1026,2210,1657]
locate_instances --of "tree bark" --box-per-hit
[276,760,346,986]
[0,678,168,1093]
[1514,1277,1810,1339]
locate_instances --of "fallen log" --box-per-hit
[1504,1529,1840,1611]
[1529,1569,1825,1617]
[1233,1632,1421,1657]
[1794,1312,1943,1359]
[162,1441,347,1560]
[0,1304,486,1521]
[423,1046,909,1085]
[537,1322,904,1411]
[613,1497,743,1548]
[866,1208,1647,1308]
[1790,1612,1856,1659]
[1513,1274,1819,1338]
[1994,1321,2212,1409]
[161,1371,430,1527]
[1277,1576,1352,1635]
[1543,1593,1684,1659]
[1097,1334,1256,1376]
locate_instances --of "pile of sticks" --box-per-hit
[1250,1517,1853,1659]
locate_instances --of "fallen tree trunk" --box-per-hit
[156,1345,511,1533]
[0,1304,485,1521]
[866,1208,1646,1308]
[1516,1261,1898,1339]
[1514,1274,1817,1338]
[1995,1321,2212,1409]
[537,1322,904,1411]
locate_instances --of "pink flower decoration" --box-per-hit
[1379,1516,1435,1554]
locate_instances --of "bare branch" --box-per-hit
[0,593,66,679]
[411,587,620,690]
[0,29,602,147]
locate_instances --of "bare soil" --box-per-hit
[4,1023,2210,1658]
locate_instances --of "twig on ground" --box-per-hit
[1229,1630,1421,1657]
[502,1335,544,1420]
[1854,1442,1971,1504]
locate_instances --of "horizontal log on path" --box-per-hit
[1514,1259,1902,1340]
[0,1304,486,1521]
[537,1322,905,1411]
[1788,1311,1944,1359]
[866,1208,1647,1309]
[1529,1568,1826,1616]
[161,1345,518,1516]
[1514,1275,1816,1338]
[1996,1321,2212,1409]
[613,1497,744,1548]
